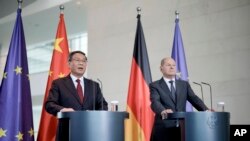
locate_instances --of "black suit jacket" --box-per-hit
[150,78,208,141]
[45,75,108,116]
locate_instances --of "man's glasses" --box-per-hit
[72,59,87,63]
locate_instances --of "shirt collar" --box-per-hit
[70,74,84,83]
[163,77,175,83]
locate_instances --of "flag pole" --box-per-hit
[17,0,22,9]
[137,7,141,15]
[175,10,179,19]
[60,5,64,14]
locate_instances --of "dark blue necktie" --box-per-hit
[169,80,179,127]
[169,80,176,102]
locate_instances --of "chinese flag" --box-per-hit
[37,13,70,141]
[125,14,154,141]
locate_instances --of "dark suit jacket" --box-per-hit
[45,75,108,116]
[150,78,208,141]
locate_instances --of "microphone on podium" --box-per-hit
[193,82,204,102]
[90,78,96,110]
[97,78,104,110]
[201,82,213,110]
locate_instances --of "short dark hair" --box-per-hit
[68,51,87,62]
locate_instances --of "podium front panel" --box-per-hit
[58,111,129,141]
[185,112,230,141]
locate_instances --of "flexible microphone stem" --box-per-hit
[201,82,212,109]
[193,82,204,102]
[97,78,104,110]
[93,80,95,110]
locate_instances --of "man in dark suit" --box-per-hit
[45,51,108,140]
[45,51,108,141]
[150,57,210,141]
[45,51,108,116]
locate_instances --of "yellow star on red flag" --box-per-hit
[58,72,65,78]
[54,38,64,53]
[49,70,53,77]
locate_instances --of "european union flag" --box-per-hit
[0,8,34,141]
[171,17,193,111]
[171,18,188,81]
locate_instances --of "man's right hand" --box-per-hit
[161,109,173,119]
[60,108,75,112]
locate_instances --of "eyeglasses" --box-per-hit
[72,59,87,63]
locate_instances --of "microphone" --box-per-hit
[201,82,213,109]
[89,78,96,110]
[193,82,204,102]
[97,78,104,110]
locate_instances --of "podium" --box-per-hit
[57,111,129,141]
[168,112,230,141]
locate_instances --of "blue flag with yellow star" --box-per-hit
[0,8,34,141]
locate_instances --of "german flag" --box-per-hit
[125,14,154,141]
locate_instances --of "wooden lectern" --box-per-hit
[57,111,129,141]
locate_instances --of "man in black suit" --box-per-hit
[45,50,108,115]
[150,57,210,141]
[45,51,108,141]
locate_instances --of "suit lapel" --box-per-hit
[175,80,184,106]
[82,78,91,104]
[63,75,82,104]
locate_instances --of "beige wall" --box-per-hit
[86,0,250,124]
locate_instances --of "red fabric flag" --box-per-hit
[125,14,154,141]
[37,13,70,141]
